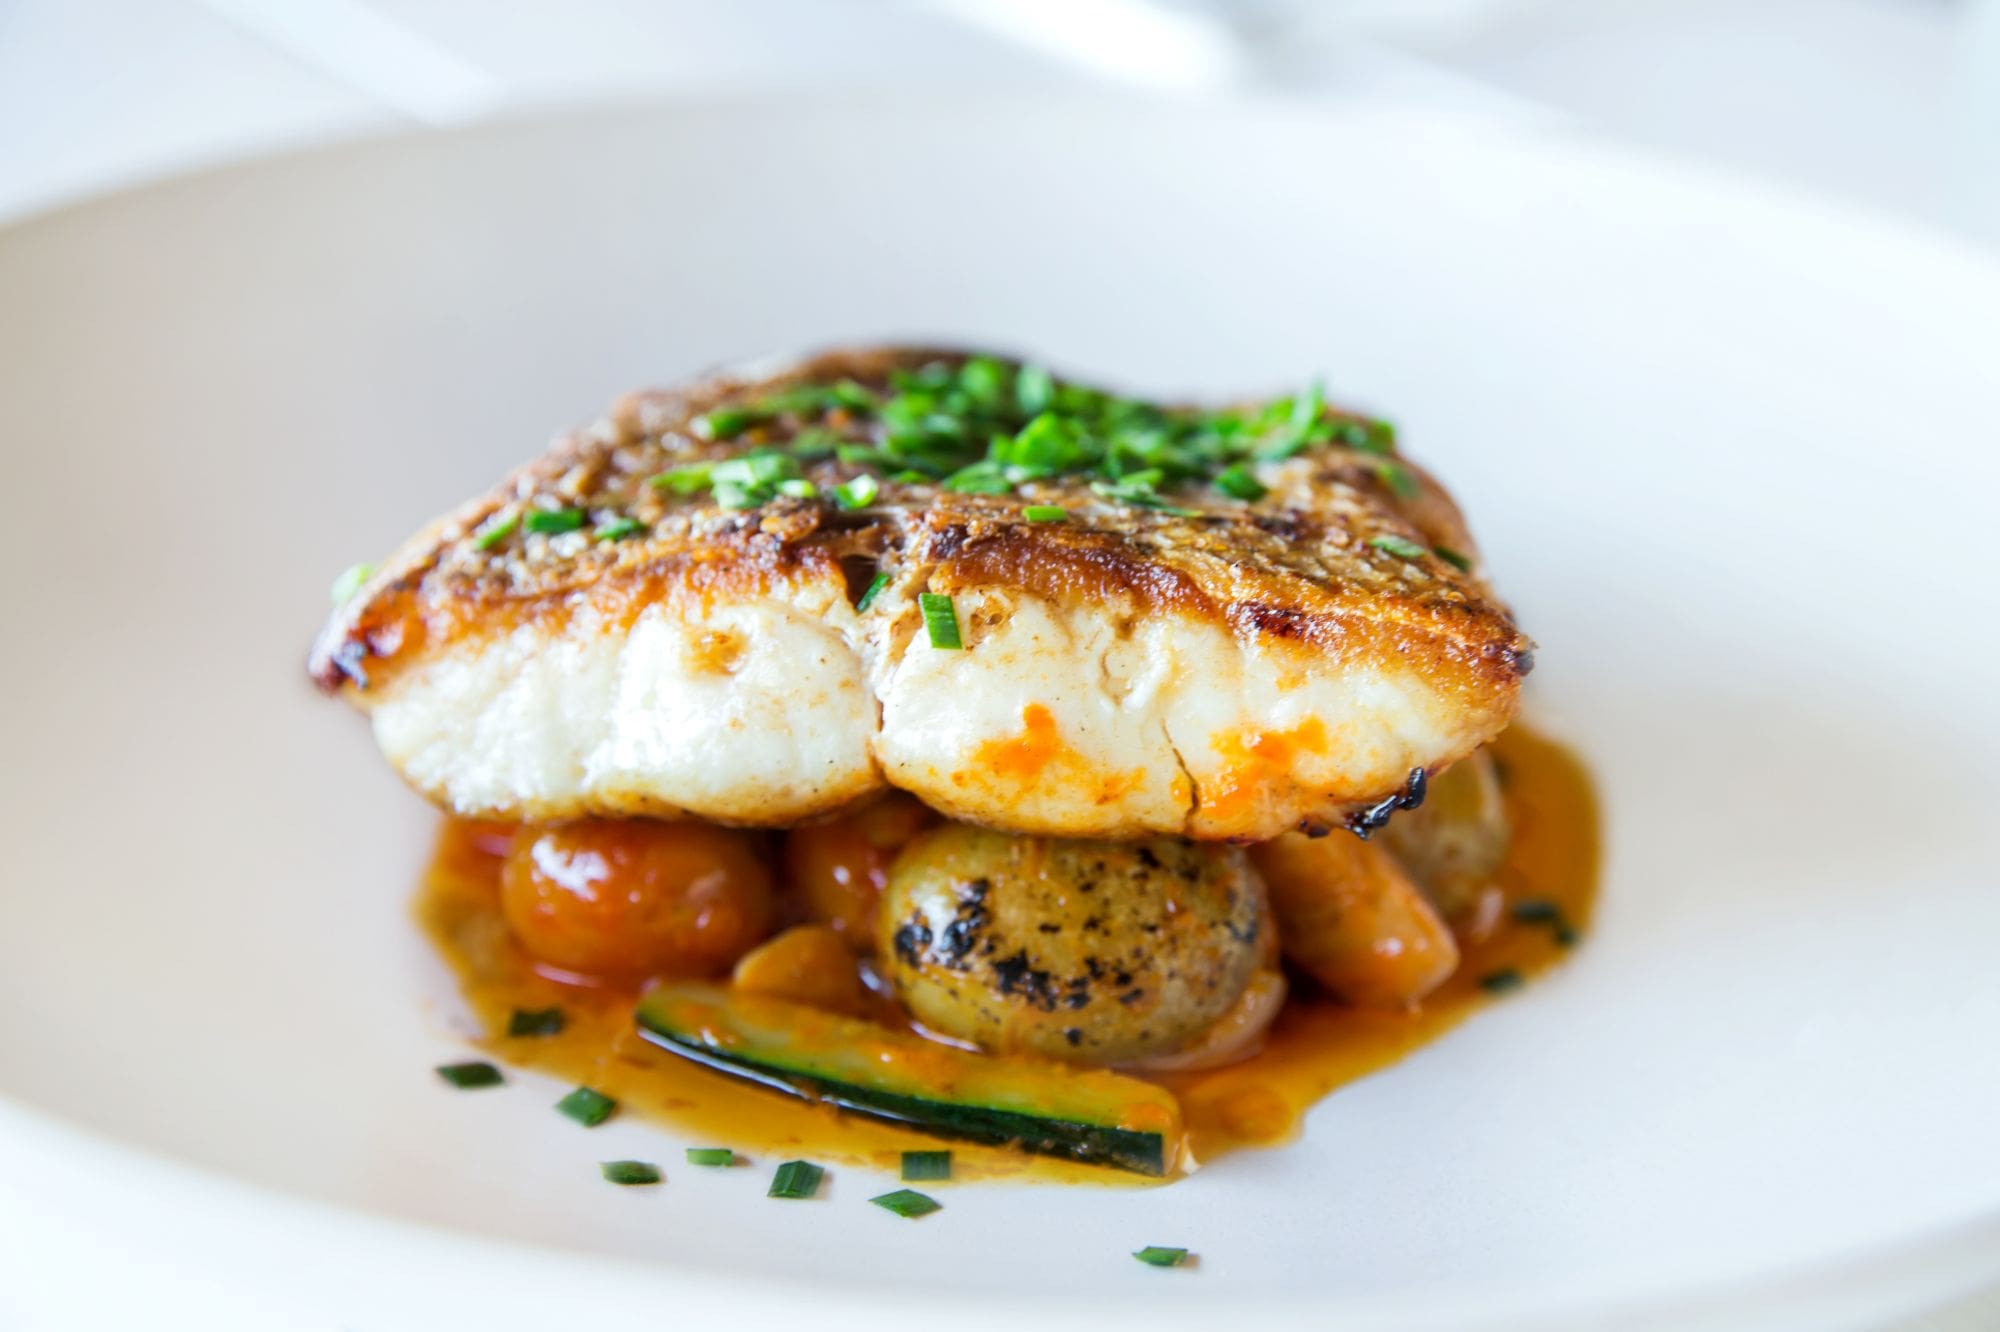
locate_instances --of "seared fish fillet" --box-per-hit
[310,348,1531,841]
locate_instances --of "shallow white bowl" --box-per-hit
[2,95,1997,1331]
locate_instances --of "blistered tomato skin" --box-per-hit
[501,820,775,981]
[781,793,935,950]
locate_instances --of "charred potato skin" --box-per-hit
[880,827,1265,1064]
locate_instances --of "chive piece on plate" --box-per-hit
[329,562,374,605]
[686,1147,735,1167]
[1212,463,1266,501]
[473,513,519,551]
[1433,545,1473,572]
[507,1007,565,1038]
[525,507,586,535]
[854,571,890,613]
[1368,534,1428,560]
[768,1160,825,1200]
[1479,968,1526,995]
[435,1061,503,1089]
[1020,505,1068,523]
[900,1150,952,1182]
[1554,923,1583,948]
[870,1189,942,1219]
[556,1085,618,1127]
[600,1160,661,1186]
[919,593,962,650]
[1133,1247,1191,1268]
[594,516,645,542]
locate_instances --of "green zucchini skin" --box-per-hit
[634,984,1182,1176]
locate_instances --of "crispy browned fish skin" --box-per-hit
[310,347,1531,839]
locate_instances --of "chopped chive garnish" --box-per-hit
[473,513,519,551]
[435,1061,503,1089]
[685,1147,735,1167]
[525,508,585,535]
[651,463,714,495]
[833,473,880,510]
[695,407,759,440]
[623,361,1410,537]
[870,1188,942,1219]
[1372,460,1420,500]
[507,1007,564,1037]
[854,571,890,613]
[593,517,645,542]
[1510,899,1581,947]
[901,1150,952,1181]
[1479,968,1526,995]
[1016,363,1055,415]
[1133,1247,1191,1268]
[919,593,962,650]
[1433,545,1473,572]
[329,562,374,605]
[1212,463,1267,501]
[1368,534,1428,560]
[599,1160,661,1186]
[1020,505,1068,523]
[556,1085,617,1127]
[768,1160,824,1199]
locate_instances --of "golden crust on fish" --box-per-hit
[310,347,1531,840]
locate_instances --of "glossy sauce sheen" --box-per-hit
[416,725,1598,1180]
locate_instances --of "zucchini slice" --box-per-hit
[634,984,1183,1176]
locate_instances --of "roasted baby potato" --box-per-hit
[1380,749,1511,925]
[879,826,1264,1064]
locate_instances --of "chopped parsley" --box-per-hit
[650,357,1394,517]
[870,1188,942,1219]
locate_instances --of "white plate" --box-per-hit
[2,95,1998,1332]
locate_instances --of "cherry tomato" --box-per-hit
[780,793,934,950]
[501,819,774,981]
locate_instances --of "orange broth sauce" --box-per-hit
[415,724,1598,1182]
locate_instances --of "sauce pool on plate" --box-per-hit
[415,725,1598,1181]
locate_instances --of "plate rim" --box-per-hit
[4,89,1999,1329]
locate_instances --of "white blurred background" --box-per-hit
[4,0,2000,252]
